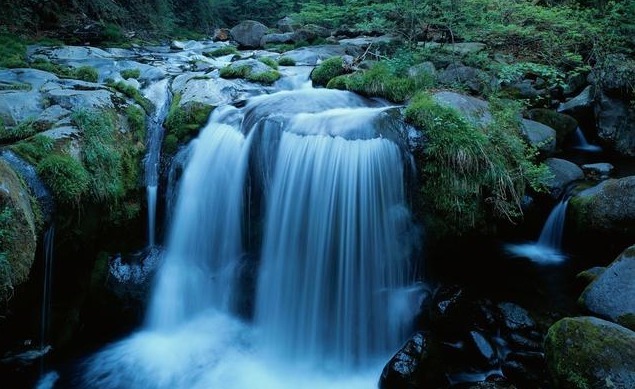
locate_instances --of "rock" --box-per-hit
[0,69,58,126]
[543,158,584,199]
[576,266,606,285]
[432,91,492,127]
[595,92,635,157]
[590,54,635,97]
[438,64,492,94]
[581,162,614,180]
[212,28,231,41]
[558,85,594,117]
[408,62,437,79]
[545,316,635,389]
[526,109,577,146]
[339,35,400,49]
[34,105,72,130]
[469,331,498,368]
[423,42,487,56]
[45,87,114,111]
[170,40,186,50]
[260,33,296,46]
[520,120,556,155]
[507,80,541,99]
[0,160,38,303]
[276,16,295,33]
[497,302,536,332]
[30,45,113,61]
[281,45,353,66]
[379,332,429,389]
[569,176,635,236]
[502,351,546,388]
[579,245,635,330]
[230,20,269,49]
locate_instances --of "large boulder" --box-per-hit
[438,64,492,94]
[545,316,635,389]
[379,332,431,389]
[569,176,635,236]
[526,109,577,147]
[0,160,38,303]
[579,245,635,330]
[558,85,594,118]
[432,91,492,126]
[520,120,556,155]
[595,92,635,157]
[230,20,268,49]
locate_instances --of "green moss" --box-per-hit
[220,65,281,85]
[163,134,179,155]
[219,65,251,79]
[328,62,434,103]
[30,59,99,83]
[0,119,37,142]
[246,70,281,85]
[405,92,549,235]
[9,134,55,165]
[108,81,154,113]
[278,57,296,66]
[527,108,578,145]
[125,105,146,139]
[121,68,141,80]
[204,46,239,57]
[258,57,279,70]
[37,154,90,205]
[164,93,213,148]
[311,57,347,87]
[74,66,99,83]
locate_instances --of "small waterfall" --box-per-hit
[39,226,55,350]
[164,143,193,229]
[572,127,602,152]
[82,89,419,389]
[506,198,570,264]
[143,79,172,247]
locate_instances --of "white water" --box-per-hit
[572,127,602,152]
[143,79,172,247]
[506,198,570,264]
[82,88,418,388]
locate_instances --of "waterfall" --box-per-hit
[143,79,172,247]
[82,88,419,389]
[40,226,55,350]
[505,198,570,264]
[571,127,601,152]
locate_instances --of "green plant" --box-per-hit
[37,154,90,205]
[74,66,99,83]
[278,57,296,66]
[498,62,566,89]
[10,134,55,165]
[0,119,37,142]
[0,33,27,68]
[220,65,281,85]
[258,57,279,69]
[120,68,141,80]
[125,105,146,139]
[247,70,281,85]
[311,57,348,87]
[107,81,154,113]
[164,93,213,148]
[219,65,251,79]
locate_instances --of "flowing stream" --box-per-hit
[80,84,420,388]
[571,127,602,152]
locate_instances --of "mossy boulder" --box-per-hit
[526,109,578,147]
[545,316,635,389]
[569,176,635,236]
[578,244,635,331]
[219,59,281,85]
[310,56,352,87]
[0,160,38,303]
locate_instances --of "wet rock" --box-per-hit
[497,302,536,332]
[34,105,72,130]
[276,16,296,33]
[595,92,635,157]
[339,35,400,49]
[576,266,606,285]
[438,64,491,94]
[506,333,541,351]
[581,162,614,180]
[469,331,499,368]
[579,244,635,330]
[520,120,556,155]
[44,87,114,111]
[379,332,430,389]
[0,69,58,126]
[281,45,353,66]
[407,62,437,79]
[545,316,635,389]
[432,91,492,126]
[261,33,296,46]
[543,158,584,199]
[212,28,231,41]
[423,42,487,56]
[558,85,594,117]
[501,351,545,388]
[526,109,577,146]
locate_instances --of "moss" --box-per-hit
[125,105,146,139]
[120,68,141,80]
[204,46,239,57]
[219,65,251,79]
[278,57,296,66]
[405,92,549,235]
[527,108,578,145]
[37,154,90,205]
[107,81,154,113]
[74,66,99,83]
[0,119,37,142]
[163,133,179,155]
[219,64,281,85]
[328,62,434,103]
[9,134,55,165]
[164,93,213,148]
[258,57,279,70]
[311,57,347,87]
[246,70,281,85]
[0,82,31,91]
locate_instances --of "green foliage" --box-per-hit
[121,68,141,80]
[258,57,279,70]
[0,33,27,68]
[108,81,154,113]
[0,119,37,142]
[405,92,549,234]
[164,93,213,148]
[0,206,14,299]
[125,105,146,139]
[498,62,566,89]
[278,57,296,66]
[219,65,251,79]
[204,46,239,57]
[328,61,434,103]
[220,65,281,85]
[311,57,347,87]
[30,58,99,82]
[74,66,99,83]
[10,134,55,165]
[37,154,90,205]
[247,70,281,84]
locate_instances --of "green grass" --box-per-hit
[108,81,154,113]
[220,65,281,85]
[0,33,27,68]
[278,57,296,66]
[405,92,549,235]
[0,119,37,142]
[74,66,99,83]
[0,82,31,91]
[30,58,99,82]
[164,93,213,151]
[121,68,141,80]
[37,154,90,205]
[10,134,55,165]
[125,105,146,139]
[311,57,347,87]
[258,57,279,70]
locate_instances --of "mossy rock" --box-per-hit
[527,109,578,146]
[545,316,635,388]
[164,94,214,152]
[310,56,348,87]
[0,160,38,303]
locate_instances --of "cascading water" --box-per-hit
[571,127,601,152]
[505,197,570,264]
[40,226,55,351]
[81,87,419,389]
[143,79,172,247]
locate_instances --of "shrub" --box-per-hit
[37,154,90,205]
[278,57,296,66]
[121,68,141,80]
